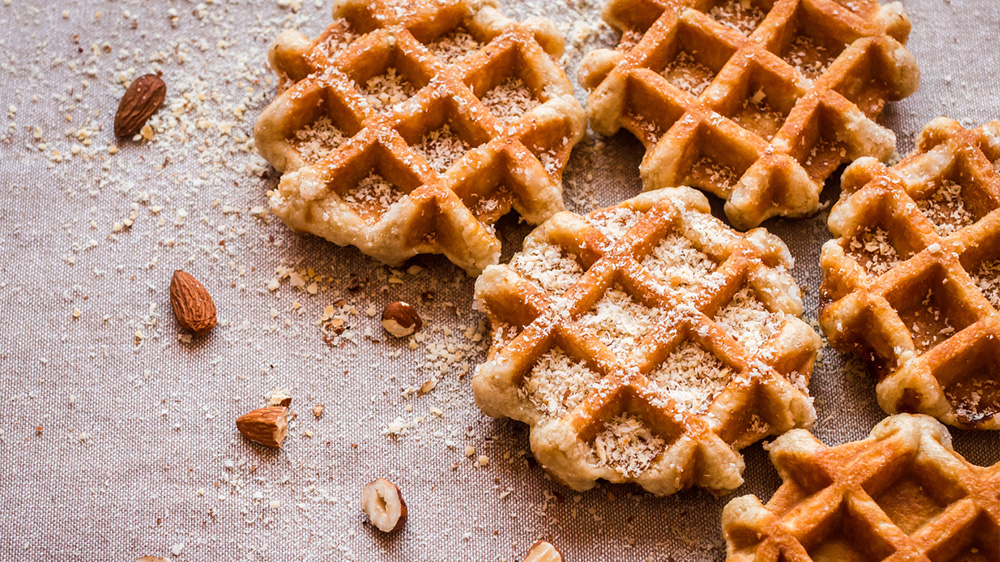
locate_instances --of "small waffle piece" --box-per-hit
[472,187,821,495]
[578,0,919,229]
[820,118,1000,430]
[254,0,585,274]
[723,414,1000,562]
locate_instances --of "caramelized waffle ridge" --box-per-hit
[578,0,919,228]
[723,414,1000,561]
[254,0,585,274]
[820,118,1000,430]
[472,187,821,495]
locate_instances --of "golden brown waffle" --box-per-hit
[254,0,585,275]
[723,414,1000,562]
[820,118,1000,430]
[578,0,919,229]
[472,187,821,495]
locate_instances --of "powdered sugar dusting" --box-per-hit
[591,414,665,477]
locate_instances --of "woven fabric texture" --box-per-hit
[0,1,997,561]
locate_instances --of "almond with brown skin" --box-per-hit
[169,270,217,335]
[236,406,288,448]
[114,74,166,138]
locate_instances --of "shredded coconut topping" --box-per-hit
[578,286,660,356]
[412,124,472,173]
[846,226,900,277]
[521,347,601,419]
[319,19,360,58]
[591,414,665,477]
[648,341,735,414]
[784,34,835,79]
[358,67,416,112]
[714,286,783,354]
[479,77,536,123]
[694,156,739,190]
[293,116,348,164]
[343,173,404,221]
[973,259,1000,309]
[643,234,717,297]
[916,179,975,236]
[510,239,584,295]
[708,0,765,35]
[662,51,716,96]
[427,28,482,64]
[589,207,641,242]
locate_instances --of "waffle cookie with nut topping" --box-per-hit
[254,0,585,274]
[577,0,919,229]
[723,414,1000,562]
[472,187,821,495]
[820,118,1000,430]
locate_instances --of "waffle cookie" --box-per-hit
[722,414,1000,562]
[578,0,919,229]
[472,187,821,495]
[254,0,585,275]
[820,118,1000,430]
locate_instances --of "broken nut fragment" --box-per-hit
[313,404,325,418]
[524,540,564,562]
[381,301,422,338]
[361,478,407,532]
[236,406,288,448]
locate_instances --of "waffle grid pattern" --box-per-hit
[473,188,821,495]
[820,118,1000,430]
[578,0,919,228]
[722,414,1000,562]
[254,0,585,274]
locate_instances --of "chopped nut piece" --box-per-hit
[361,478,407,532]
[236,407,288,448]
[524,540,564,562]
[381,301,422,338]
[313,404,325,418]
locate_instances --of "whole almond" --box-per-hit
[236,406,289,448]
[169,270,217,335]
[114,74,167,138]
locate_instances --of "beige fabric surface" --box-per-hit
[0,1,997,561]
